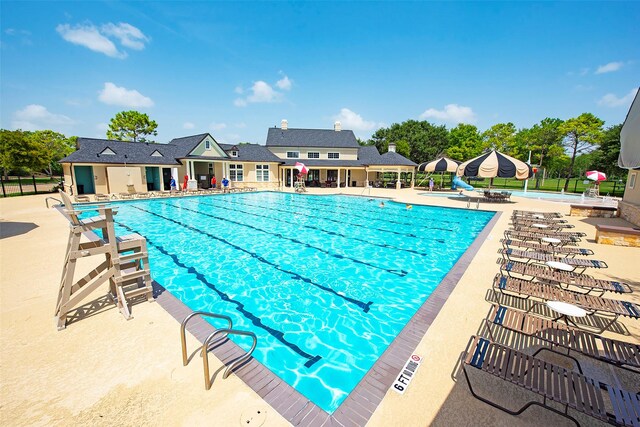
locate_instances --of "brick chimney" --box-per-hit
[334,121,341,132]
[388,143,396,153]
[281,119,288,130]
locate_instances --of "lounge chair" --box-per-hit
[511,218,575,230]
[462,335,640,426]
[135,192,151,199]
[499,239,594,257]
[510,226,586,238]
[498,248,608,270]
[497,258,632,295]
[94,193,110,202]
[492,274,640,330]
[484,304,640,371]
[74,195,90,203]
[119,192,134,199]
[504,230,580,245]
[512,210,563,219]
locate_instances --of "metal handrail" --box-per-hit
[202,328,257,389]
[180,311,232,366]
[45,197,62,208]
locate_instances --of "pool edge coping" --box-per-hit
[153,207,503,427]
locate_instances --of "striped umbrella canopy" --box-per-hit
[456,150,533,179]
[417,157,460,172]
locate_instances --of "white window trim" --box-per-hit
[231,150,238,157]
[229,164,244,182]
[205,140,211,150]
[286,151,300,158]
[307,152,320,159]
[256,164,270,182]
[328,152,340,159]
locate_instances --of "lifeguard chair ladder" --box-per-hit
[54,191,154,330]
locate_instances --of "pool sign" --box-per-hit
[392,354,423,394]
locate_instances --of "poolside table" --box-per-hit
[547,300,588,327]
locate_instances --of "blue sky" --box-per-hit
[1,1,639,145]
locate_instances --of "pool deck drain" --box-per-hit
[155,211,502,427]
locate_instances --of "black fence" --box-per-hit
[0,175,63,197]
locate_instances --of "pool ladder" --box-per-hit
[180,311,257,390]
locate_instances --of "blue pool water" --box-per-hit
[80,193,494,412]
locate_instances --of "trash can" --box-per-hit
[352,180,356,187]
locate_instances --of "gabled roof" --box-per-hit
[368,151,417,167]
[218,144,282,163]
[266,127,360,148]
[59,138,181,165]
[169,133,211,157]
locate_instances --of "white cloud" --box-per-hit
[234,98,247,107]
[56,23,124,58]
[101,23,149,50]
[598,88,638,108]
[235,122,247,128]
[596,61,624,74]
[98,82,154,108]
[276,75,292,91]
[210,122,227,131]
[56,22,149,58]
[332,108,383,132]
[183,122,195,129]
[11,104,74,131]
[235,80,282,107]
[234,86,244,94]
[419,104,477,124]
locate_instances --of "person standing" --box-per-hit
[222,177,230,192]
[170,176,177,191]
[211,175,217,189]
[429,177,434,192]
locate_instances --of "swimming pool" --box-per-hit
[508,190,597,202]
[82,193,494,413]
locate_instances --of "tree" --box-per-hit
[446,123,483,161]
[29,130,76,176]
[0,129,49,178]
[559,113,604,191]
[513,118,564,188]
[107,110,158,142]
[481,122,517,152]
[368,120,449,164]
[591,124,624,177]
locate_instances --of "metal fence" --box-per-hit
[0,175,63,197]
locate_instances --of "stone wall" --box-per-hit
[596,229,640,247]
[619,200,640,227]
[569,205,618,218]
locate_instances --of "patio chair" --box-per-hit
[497,258,632,295]
[511,218,575,229]
[499,239,594,257]
[483,304,640,372]
[461,335,640,426]
[510,226,587,238]
[74,194,90,203]
[94,193,110,202]
[492,274,640,331]
[512,210,563,219]
[498,248,608,270]
[504,230,581,245]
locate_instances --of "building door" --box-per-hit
[145,167,161,191]
[73,165,95,194]
[162,168,172,190]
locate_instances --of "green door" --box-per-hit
[145,167,161,191]
[73,166,95,194]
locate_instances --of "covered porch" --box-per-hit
[365,166,416,189]
[280,166,367,189]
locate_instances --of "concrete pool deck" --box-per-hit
[1,189,639,426]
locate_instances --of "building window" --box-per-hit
[286,151,300,158]
[328,152,340,159]
[307,152,320,159]
[256,164,270,182]
[630,173,637,189]
[229,164,243,181]
[231,150,238,157]
[205,140,211,150]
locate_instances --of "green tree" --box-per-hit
[559,113,604,191]
[446,123,483,161]
[0,129,50,178]
[107,110,158,142]
[482,122,516,152]
[394,139,411,158]
[369,120,449,164]
[591,124,624,177]
[29,130,76,176]
[513,118,564,188]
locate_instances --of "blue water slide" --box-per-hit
[452,176,474,191]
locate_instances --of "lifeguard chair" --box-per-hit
[294,173,307,193]
[54,191,154,330]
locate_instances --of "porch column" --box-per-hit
[187,160,197,190]
[346,169,349,187]
[396,168,401,189]
[290,168,293,188]
[411,170,415,189]
[337,168,341,188]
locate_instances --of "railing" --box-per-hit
[180,311,257,390]
[45,197,62,209]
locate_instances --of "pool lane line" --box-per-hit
[206,195,423,239]
[130,205,375,314]
[113,220,322,368]
[234,192,461,228]
[162,201,409,278]
[191,198,444,256]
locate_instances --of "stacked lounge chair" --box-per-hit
[458,210,640,426]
